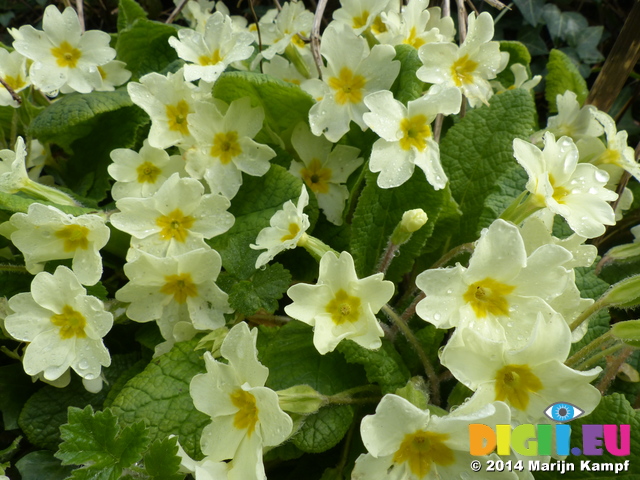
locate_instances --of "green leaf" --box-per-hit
[350,169,445,281]
[536,394,639,478]
[0,363,39,430]
[115,19,179,80]
[18,353,141,451]
[440,89,537,244]
[576,27,605,64]
[15,451,75,480]
[0,191,96,216]
[144,437,183,480]
[545,49,589,112]
[228,263,292,315]
[213,71,314,141]
[390,44,424,104]
[479,162,528,231]
[496,41,533,88]
[512,0,545,26]
[541,5,588,43]
[257,322,365,453]
[28,90,149,200]
[418,185,461,267]
[109,339,209,458]
[56,406,149,480]
[570,263,610,354]
[209,165,311,279]
[337,339,410,394]
[117,0,148,32]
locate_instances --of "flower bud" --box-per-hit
[277,384,325,414]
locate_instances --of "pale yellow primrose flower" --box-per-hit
[93,60,132,92]
[535,90,603,144]
[4,203,110,286]
[285,250,394,354]
[309,22,400,142]
[514,132,617,238]
[332,0,391,35]
[250,186,311,268]
[289,122,363,225]
[190,323,293,480]
[417,12,508,108]
[108,139,185,201]
[0,50,30,108]
[4,266,112,393]
[259,1,314,60]
[440,316,601,427]
[577,110,639,187]
[416,219,573,348]
[11,5,115,95]
[363,86,461,189]
[186,97,276,200]
[169,12,254,83]
[379,0,455,48]
[492,63,541,94]
[352,394,516,480]
[111,173,234,259]
[127,68,202,149]
[116,248,231,356]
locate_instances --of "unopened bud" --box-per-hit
[611,320,640,348]
[602,275,640,309]
[277,384,324,414]
[401,209,428,233]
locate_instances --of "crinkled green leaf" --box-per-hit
[479,162,528,231]
[18,354,141,451]
[337,339,410,394]
[56,406,149,480]
[536,394,639,479]
[144,437,183,480]
[15,450,75,480]
[545,49,589,112]
[228,263,292,316]
[418,185,461,267]
[350,169,445,281]
[0,364,38,430]
[570,263,610,354]
[257,322,365,453]
[109,339,209,459]
[390,44,424,104]
[447,382,474,410]
[440,89,537,244]
[513,0,545,26]
[117,0,147,32]
[115,19,179,80]
[212,71,314,140]
[209,165,314,279]
[496,41,533,88]
[28,90,149,200]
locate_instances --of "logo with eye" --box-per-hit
[544,402,584,423]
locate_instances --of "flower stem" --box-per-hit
[578,343,626,370]
[568,298,606,332]
[0,264,29,274]
[324,384,381,405]
[431,242,474,269]
[381,304,440,405]
[565,331,613,368]
[596,346,634,394]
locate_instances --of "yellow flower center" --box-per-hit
[598,148,622,166]
[352,10,370,29]
[450,54,478,87]
[3,74,26,91]
[51,41,82,68]
[326,289,361,325]
[55,224,90,252]
[399,115,432,152]
[392,430,455,478]
[155,209,195,242]
[291,33,306,48]
[462,278,515,318]
[136,161,162,184]
[199,49,223,66]
[51,305,87,339]
[300,158,332,194]
[371,16,387,35]
[97,66,107,79]
[281,222,301,242]
[165,100,191,135]
[230,389,259,436]
[548,174,570,204]
[494,364,543,411]
[210,131,242,164]
[160,273,198,303]
[404,27,425,49]
[328,67,366,105]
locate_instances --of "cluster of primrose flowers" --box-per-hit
[0,0,638,478]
